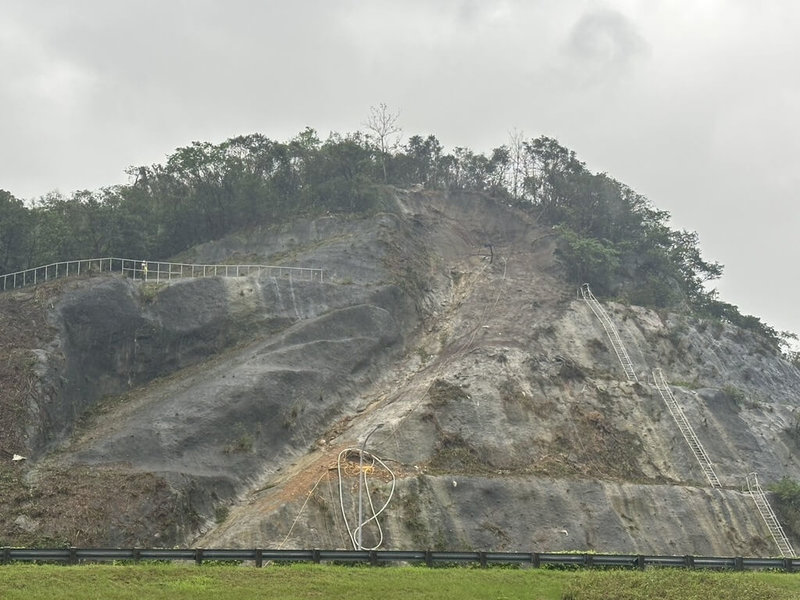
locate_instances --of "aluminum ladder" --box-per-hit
[652,369,722,488]
[746,472,796,557]
[579,284,638,382]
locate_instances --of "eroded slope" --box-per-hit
[2,189,799,554]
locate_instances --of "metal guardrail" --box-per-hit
[0,257,323,292]
[0,548,797,570]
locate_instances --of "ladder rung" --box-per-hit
[652,369,721,489]
[747,473,796,557]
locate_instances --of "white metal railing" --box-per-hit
[746,472,796,557]
[652,369,722,488]
[1,258,323,292]
[579,284,638,382]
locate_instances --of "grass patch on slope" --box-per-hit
[0,564,798,600]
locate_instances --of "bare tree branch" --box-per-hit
[365,103,402,182]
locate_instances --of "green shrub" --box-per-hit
[721,385,747,408]
[553,225,619,295]
[769,477,800,540]
[214,506,230,524]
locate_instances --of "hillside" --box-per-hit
[1,188,799,554]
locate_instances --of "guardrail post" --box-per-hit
[734,556,743,571]
[133,548,141,563]
[584,554,594,567]
[684,555,695,569]
[312,549,321,564]
[1,547,10,564]
[783,557,792,573]
[69,547,78,565]
[425,550,433,567]
[637,555,645,570]
[255,549,263,568]
[195,548,204,566]
[369,550,378,566]
[532,552,540,568]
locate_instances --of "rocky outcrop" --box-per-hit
[2,189,799,554]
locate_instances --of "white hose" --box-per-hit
[337,447,396,550]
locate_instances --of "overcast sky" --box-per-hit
[2,1,799,339]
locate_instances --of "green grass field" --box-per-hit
[0,563,797,599]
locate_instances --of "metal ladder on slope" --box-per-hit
[579,284,638,382]
[746,472,796,557]
[652,369,722,488]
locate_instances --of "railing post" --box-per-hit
[195,548,204,566]
[312,549,321,564]
[734,556,744,571]
[69,547,78,565]
[255,548,263,568]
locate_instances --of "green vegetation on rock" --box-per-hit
[769,477,800,540]
[2,128,783,349]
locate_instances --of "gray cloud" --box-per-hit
[562,9,650,83]
[1,0,799,340]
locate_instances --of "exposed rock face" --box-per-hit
[1,189,799,554]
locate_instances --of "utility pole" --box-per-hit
[357,423,384,550]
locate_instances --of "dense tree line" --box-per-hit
[0,127,784,348]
